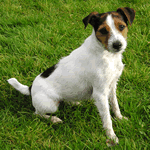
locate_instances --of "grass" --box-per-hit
[0,0,149,149]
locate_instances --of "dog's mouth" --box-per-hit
[107,39,127,53]
[108,46,124,53]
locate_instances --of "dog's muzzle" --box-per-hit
[113,41,122,52]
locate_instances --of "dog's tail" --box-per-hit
[7,78,31,95]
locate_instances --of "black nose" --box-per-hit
[113,41,122,51]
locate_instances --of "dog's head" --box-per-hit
[83,7,135,52]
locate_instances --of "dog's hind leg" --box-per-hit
[67,101,81,105]
[34,110,62,123]
[32,92,62,123]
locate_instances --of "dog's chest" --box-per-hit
[101,53,124,80]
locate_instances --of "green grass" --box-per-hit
[0,0,149,149]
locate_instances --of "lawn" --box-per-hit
[0,0,149,149]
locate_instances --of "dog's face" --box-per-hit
[83,7,135,52]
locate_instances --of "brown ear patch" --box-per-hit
[117,7,135,25]
[82,12,99,29]
[83,12,108,31]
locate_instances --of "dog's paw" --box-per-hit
[51,116,63,123]
[67,101,82,106]
[116,115,128,120]
[106,137,119,147]
[122,116,128,120]
[72,101,82,105]
[106,134,119,147]
[106,130,119,146]
[43,114,50,119]
[120,116,128,120]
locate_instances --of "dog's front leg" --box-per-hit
[109,81,128,120]
[92,88,119,144]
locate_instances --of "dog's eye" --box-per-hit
[119,25,125,31]
[99,27,108,35]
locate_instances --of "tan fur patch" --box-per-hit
[95,14,111,49]
[96,22,110,49]
[122,27,128,39]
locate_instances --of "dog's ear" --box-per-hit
[117,7,135,26]
[83,12,99,29]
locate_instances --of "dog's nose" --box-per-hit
[113,41,122,51]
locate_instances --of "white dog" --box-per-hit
[8,7,135,144]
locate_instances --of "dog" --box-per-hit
[8,7,135,145]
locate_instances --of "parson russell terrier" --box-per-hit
[8,7,135,144]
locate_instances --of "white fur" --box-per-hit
[8,15,128,144]
[8,78,30,95]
